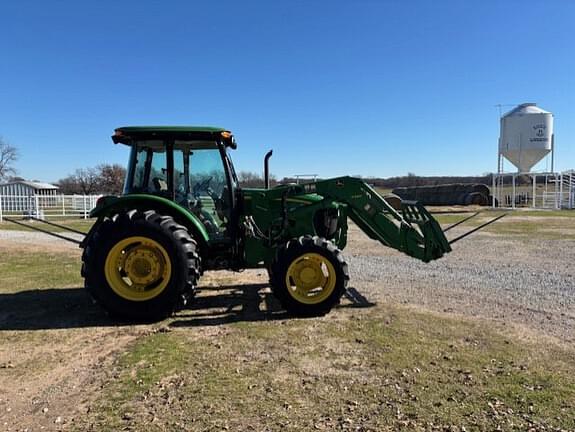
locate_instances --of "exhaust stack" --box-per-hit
[264,150,273,189]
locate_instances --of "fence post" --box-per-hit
[35,195,40,219]
[560,173,564,209]
[0,194,3,222]
[569,171,575,209]
[555,174,560,209]
[83,195,87,219]
[491,174,495,209]
[511,175,516,209]
[62,194,66,217]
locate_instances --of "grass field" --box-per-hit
[0,249,80,293]
[434,209,575,240]
[1,211,574,431]
[86,308,575,431]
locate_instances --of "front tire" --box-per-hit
[270,236,349,317]
[82,210,200,322]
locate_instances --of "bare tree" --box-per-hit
[97,164,126,194]
[57,168,99,194]
[238,171,277,188]
[57,164,126,195]
[77,168,101,194]
[57,176,83,194]
[0,137,18,181]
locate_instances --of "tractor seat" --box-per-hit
[152,177,168,193]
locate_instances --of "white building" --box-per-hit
[0,180,59,196]
[0,180,59,212]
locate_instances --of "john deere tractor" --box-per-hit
[81,126,452,321]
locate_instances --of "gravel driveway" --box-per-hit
[346,224,575,343]
[0,229,84,247]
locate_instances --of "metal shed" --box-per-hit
[0,180,59,212]
[0,180,59,196]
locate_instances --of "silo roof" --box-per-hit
[502,103,551,117]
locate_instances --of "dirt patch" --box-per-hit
[0,238,140,431]
[0,260,272,431]
[0,328,145,430]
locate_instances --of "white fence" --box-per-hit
[0,194,102,222]
[541,191,571,209]
[492,170,575,210]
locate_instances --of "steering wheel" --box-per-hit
[192,176,212,198]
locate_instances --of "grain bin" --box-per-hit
[499,103,553,172]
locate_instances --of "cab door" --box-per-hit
[174,146,232,240]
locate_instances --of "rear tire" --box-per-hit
[82,210,200,322]
[270,236,349,317]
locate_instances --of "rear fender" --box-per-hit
[88,195,210,247]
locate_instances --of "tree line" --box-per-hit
[2,136,527,195]
[57,164,126,195]
[0,137,127,194]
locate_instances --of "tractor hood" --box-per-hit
[242,186,323,206]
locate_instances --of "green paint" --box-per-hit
[90,129,451,270]
[115,126,227,134]
[242,177,450,264]
[89,194,210,244]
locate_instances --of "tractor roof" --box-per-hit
[112,126,236,148]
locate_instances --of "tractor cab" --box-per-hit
[113,127,239,241]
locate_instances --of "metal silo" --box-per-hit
[498,103,554,172]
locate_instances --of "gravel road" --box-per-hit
[0,229,84,246]
[2,226,573,342]
[346,224,575,343]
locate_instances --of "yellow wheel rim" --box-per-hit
[104,236,172,302]
[285,253,337,305]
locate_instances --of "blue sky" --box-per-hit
[1,0,574,182]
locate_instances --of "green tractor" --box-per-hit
[81,126,452,321]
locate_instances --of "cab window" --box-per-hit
[128,141,168,195]
[174,147,230,239]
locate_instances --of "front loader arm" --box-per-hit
[297,177,451,262]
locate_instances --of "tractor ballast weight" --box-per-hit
[75,126,486,321]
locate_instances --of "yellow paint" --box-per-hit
[104,236,172,302]
[284,252,336,304]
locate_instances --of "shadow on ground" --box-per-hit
[0,287,114,330]
[171,284,375,328]
[0,284,375,331]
